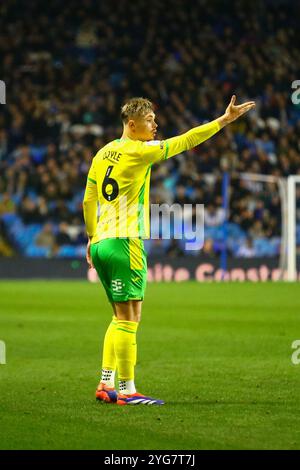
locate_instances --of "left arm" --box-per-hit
[139,95,255,164]
[165,95,255,159]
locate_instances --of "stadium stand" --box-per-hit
[0,0,299,258]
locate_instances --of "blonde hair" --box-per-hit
[121,97,154,123]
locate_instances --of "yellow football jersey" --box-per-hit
[83,120,220,243]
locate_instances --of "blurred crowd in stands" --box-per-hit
[0,0,300,258]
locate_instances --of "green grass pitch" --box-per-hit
[1,281,300,450]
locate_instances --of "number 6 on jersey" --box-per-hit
[102,165,119,202]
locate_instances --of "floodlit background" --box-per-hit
[0,0,299,278]
[1,0,300,451]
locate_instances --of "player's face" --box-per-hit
[132,112,158,141]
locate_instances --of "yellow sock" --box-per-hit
[114,320,138,381]
[102,315,118,372]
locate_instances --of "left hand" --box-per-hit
[223,95,256,124]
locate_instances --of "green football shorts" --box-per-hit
[90,238,147,303]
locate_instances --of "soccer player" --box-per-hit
[83,95,255,405]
